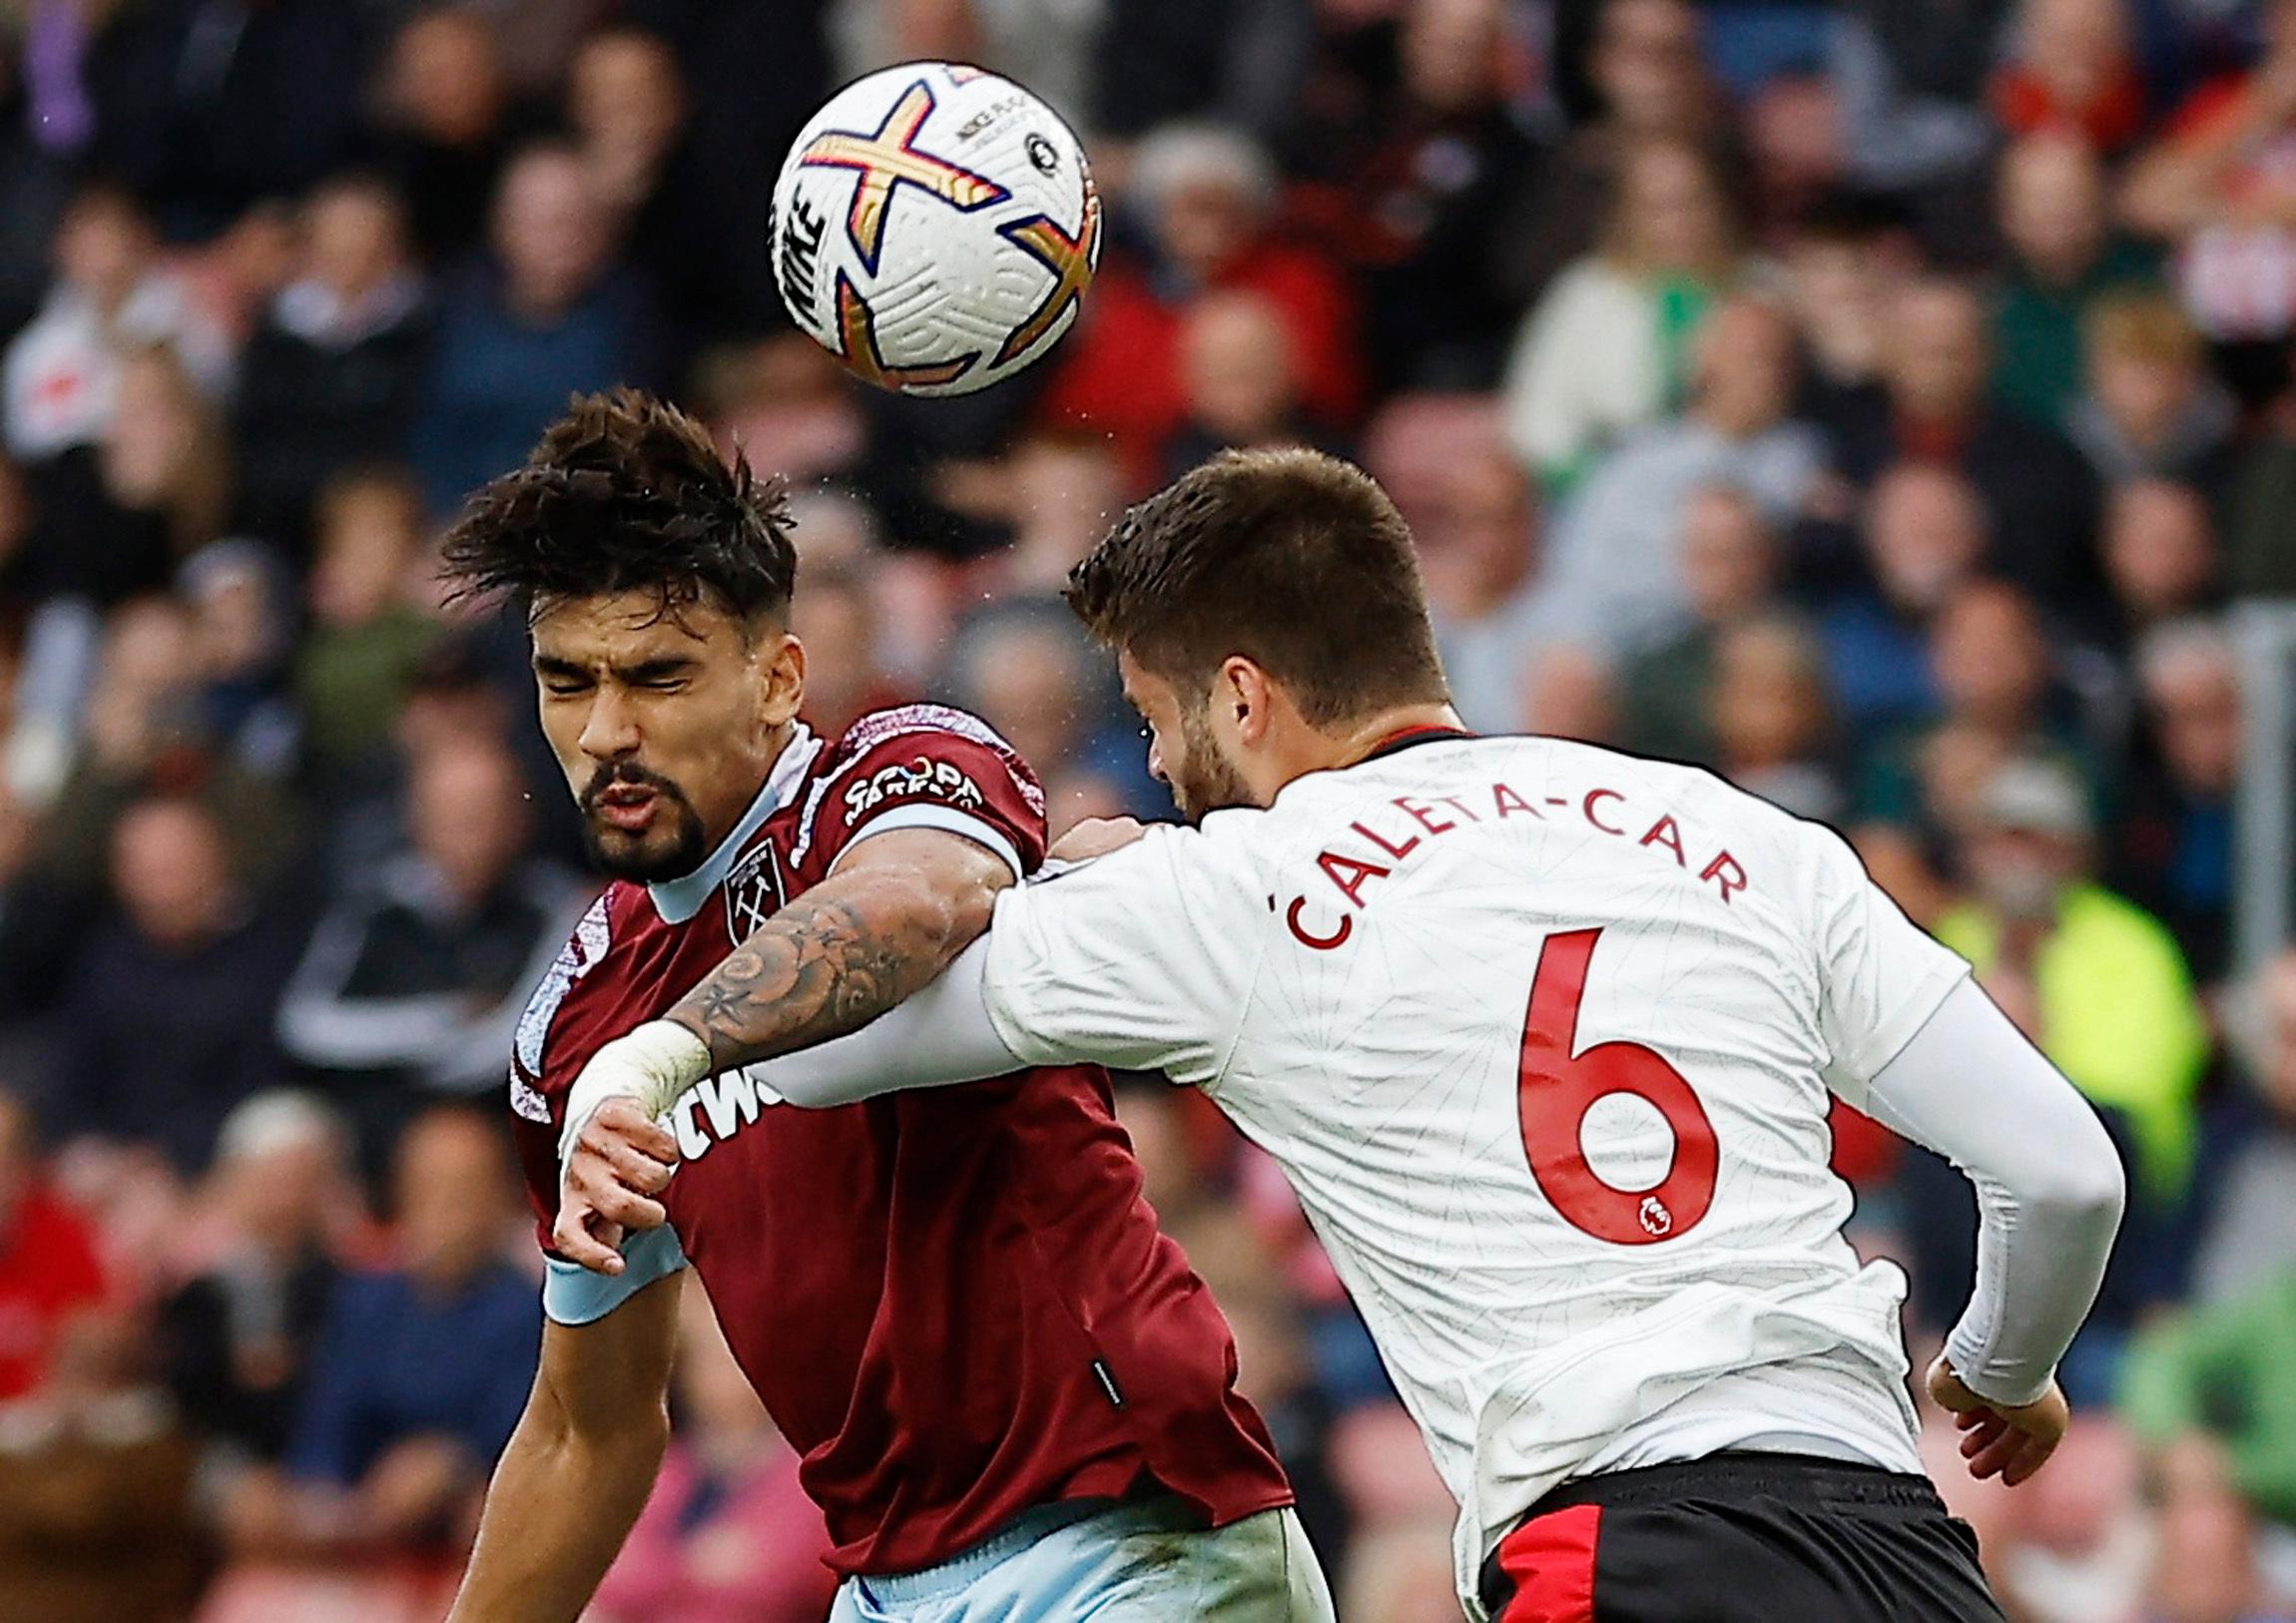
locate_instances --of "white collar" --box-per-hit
[647,723,822,924]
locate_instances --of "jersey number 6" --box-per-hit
[1517,927,1718,1244]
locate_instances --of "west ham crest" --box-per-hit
[725,842,787,940]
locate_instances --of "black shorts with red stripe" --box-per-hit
[1478,1453,2008,1622]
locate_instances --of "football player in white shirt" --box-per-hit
[558,448,2124,1622]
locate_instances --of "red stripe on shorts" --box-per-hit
[1497,1502,1602,1623]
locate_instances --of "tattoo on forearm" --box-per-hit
[666,886,964,1073]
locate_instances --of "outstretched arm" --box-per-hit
[1846,978,2125,1484]
[552,828,1014,1271]
[446,1270,682,1623]
[563,827,1012,1145]
[673,826,1013,1073]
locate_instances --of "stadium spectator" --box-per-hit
[2116,619,2241,981]
[590,1285,836,1623]
[0,1305,202,1623]
[277,738,586,1171]
[1827,278,2104,621]
[0,1086,105,1400]
[979,433,1126,599]
[49,796,300,1173]
[1933,756,2210,1207]
[1826,0,2000,228]
[13,344,225,613]
[364,7,523,267]
[2122,0,2296,404]
[82,0,370,242]
[1991,1416,2153,1623]
[1991,131,2161,429]
[565,26,723,361]
[159,1091,353,1473]
[2138,1478,2286,1623]
[39,592,299,892]
[2103,479,2223,644]
[1818,462,1988,734]
[1163,288,1325,480]
[1324,0,1549,390]
[265,1106,538,1563]
[411,141,661,517]
[1414,441,1563,733]
[1501,134,1749,493]
[2190,949,2296,1310]
[2067,291,2239,492]
[1778,198,1914,437]
[1619,482,1781,762]
[1516,640,1619,746]
[294,465,443,778]
[1703,613,1841,821]
[941,602,1117,800]
[1533,295,1819,654]
[233,175,432,556]
[1040,123,1361,490]
[2122,1278,2296,1534]
[1991,0,2148,154]
[1503,0,1724,307]
[694,331,865,491]
[185,541,291,752]
[1087,0,1311,146]
[1,179,229,464]
[789,556,908,742]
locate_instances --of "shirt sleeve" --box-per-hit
[979,822,1265,1087]
[504,892,691,1320]
[1857,978,2126,1408]
[802,706,1048,883]
[1804,822,1973,1102]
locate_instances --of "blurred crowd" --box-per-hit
[0,1,2292,1620]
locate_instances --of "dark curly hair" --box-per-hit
[439,388,797,626]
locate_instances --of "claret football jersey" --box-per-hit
[507,706,1292,1576]
[976,730,1973,1611]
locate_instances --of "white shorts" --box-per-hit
[827,1495,1335,1622]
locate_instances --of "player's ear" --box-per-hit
[756,628,806,729]
[1222,657,1274,748]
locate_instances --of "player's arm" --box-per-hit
[1812,828,2123,1484]
[562,827,1011,1129]
[445,1267,682,1623]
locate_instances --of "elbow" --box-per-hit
[2034,1122,2129,1235]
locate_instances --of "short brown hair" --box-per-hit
[1063,447,1449,725]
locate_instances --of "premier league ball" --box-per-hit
[770,63,1102,397]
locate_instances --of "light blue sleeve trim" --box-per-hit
[542,1223,690,1325]
[830,804,1026,882]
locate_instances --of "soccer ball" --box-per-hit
[770,63,1102,397]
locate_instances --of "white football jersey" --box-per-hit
[980,734,1973,1614]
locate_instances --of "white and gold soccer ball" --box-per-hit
[769,63,1102,397]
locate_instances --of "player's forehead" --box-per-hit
[529,589,743,667]
[1114,649,1169,712]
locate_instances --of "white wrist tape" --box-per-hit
[558,1019,713,1169]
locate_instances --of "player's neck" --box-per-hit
[1304,702,1471,781]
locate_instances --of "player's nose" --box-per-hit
[577,689,642,761]
[1145,738,1167,785]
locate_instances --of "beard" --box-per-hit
[1170,706,1257,823]
[578,763,709,881]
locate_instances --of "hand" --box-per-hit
[1927,1354,2068,1486]
[1050,816,1147,863]
[553,1098,680,1276]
